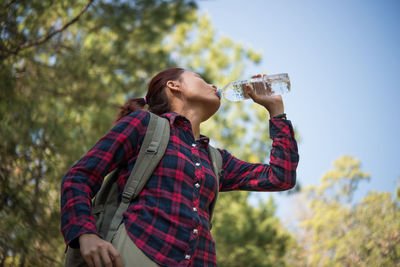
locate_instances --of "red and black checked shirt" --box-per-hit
[61,110,299,267]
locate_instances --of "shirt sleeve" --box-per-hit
[60,110,150,247]
[218,118,299,192]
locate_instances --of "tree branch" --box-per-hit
[19,0,93,50]
[1,0,93,59]
[5,0,18,9]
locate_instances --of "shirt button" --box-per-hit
[193,207,198,212]
[195,162,201,167]
[194,183,200,188]
[193,229,198,235]
[185,254,191,260]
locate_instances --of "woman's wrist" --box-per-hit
[267,108,285,118]
[272,113,287,120]
[263,99,284,117]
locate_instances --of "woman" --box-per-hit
[61,68,299,267]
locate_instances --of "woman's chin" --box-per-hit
[206,98,221,115]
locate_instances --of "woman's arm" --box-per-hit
[219,117,298,192]
[60,110,149,247]
[219,79,299,192]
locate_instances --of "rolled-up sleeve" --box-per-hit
[219,118,299,192]
[60,110,149,247]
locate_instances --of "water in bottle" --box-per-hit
[218,73,291,101]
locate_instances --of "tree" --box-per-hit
[289,155,400,266]
[0,0,94,59]
[212,192,297,267]
[1,0,198,265]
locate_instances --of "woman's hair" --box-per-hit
[115,67,185,122]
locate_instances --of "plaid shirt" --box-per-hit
[61,110,298,267]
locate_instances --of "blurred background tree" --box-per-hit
[0,0,196,265]
[288,155,400,266]
[1,0,300,266]
[212,191,297,267]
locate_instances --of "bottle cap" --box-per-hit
[217,89,222,98]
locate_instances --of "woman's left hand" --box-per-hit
[244,74,285,117]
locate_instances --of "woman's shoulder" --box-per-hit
[109,110,151,137]
[125,109,150,118]
[121,109,151,126]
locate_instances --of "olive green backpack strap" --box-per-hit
[105,112,170,242]
[207,145,223,230]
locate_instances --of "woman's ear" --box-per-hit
[166,80,182,93]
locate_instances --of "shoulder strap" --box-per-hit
[105,112,170,241]
[207,144,223,230]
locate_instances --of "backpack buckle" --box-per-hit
[122,190,134,203]
[146,141,159,154]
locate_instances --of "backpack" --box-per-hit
[65,112,223,266]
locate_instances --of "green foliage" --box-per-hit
[317,155,370,204]
[1,0,197,265]
[212,192,295,267]
[291,155,400,266]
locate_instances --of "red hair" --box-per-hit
[114,68,185,122]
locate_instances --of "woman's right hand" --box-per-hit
[244,74,285,117]
[79,233,123,267]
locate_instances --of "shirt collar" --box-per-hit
[198,135,210,148]
[160,112,188,126]
[160,112,211,147]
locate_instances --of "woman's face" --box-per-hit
[179,70,220,111]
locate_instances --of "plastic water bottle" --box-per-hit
[218,73,291,101]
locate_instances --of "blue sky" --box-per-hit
[198,0,400,220]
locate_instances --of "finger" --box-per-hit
[81,250,95,267]
[100,246,113,267]
[84,256,95,267]
[92,252,103,267]
[244,84,256,99]
[109,247,123,267]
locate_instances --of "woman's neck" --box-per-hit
[171,105,202,140]
[181,109,201,140]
